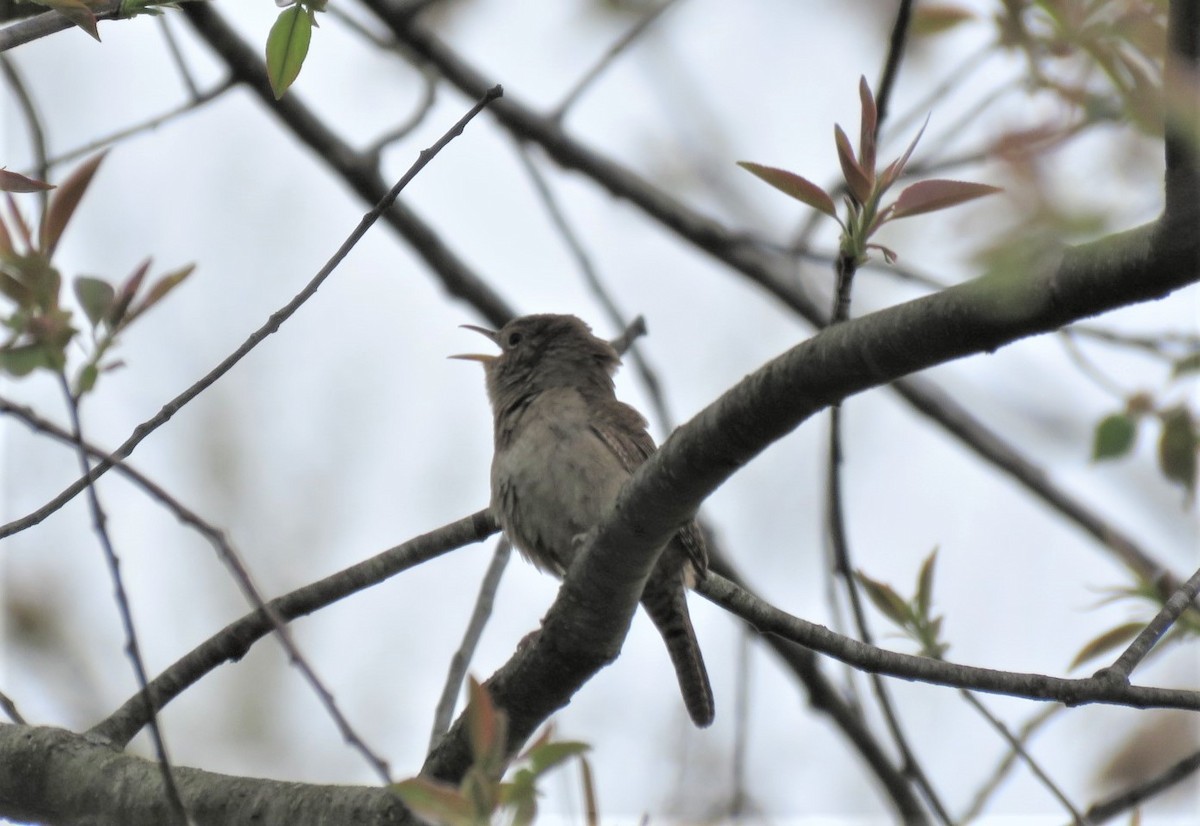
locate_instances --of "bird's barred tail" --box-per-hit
[641,562,715,728]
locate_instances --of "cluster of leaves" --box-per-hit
[266,0,328,99]
[998,0,1170,134]
[392,679,597,826]
[0,154,193,397]
[856,550,949,660]
[1092,359,1199,499]
[739,77,1000,267]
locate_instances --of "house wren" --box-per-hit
[453,313,715,727]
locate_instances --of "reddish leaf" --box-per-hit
[126,263,195,322]
[39,151,107,257]
[858,76,877,174]
[0,169,54,194]
[6,193,34,251]
[108,257,151,329]
[0,215,13,257]
[834,125,873,204]
[890,179,1001,219]
[878,115,929,191]
[737,161,838,218]
[465,677,507,778]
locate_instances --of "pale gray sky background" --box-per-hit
[2,0,1197,821]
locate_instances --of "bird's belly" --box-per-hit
[492,406,627,576]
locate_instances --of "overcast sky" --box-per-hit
[2,0,1197,820]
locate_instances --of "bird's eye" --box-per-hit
[506,331,523,347]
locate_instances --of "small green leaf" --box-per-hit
[266,4,313,100]
[0,169,54,193]
[524,740,590,776]
[1069,621,1145,671]
[390,777,474,825]
[39,151,107,257]
[1093,412,1137,461]
[834,124,873,204]
[75,363,99,396]
[737,162,838,218]
[0,343,53,377]
[889,179,1002,219]
[73,276,115,328]
[1157,406,1197,496]
[1172,353,1200,378]
[855,570,911,627]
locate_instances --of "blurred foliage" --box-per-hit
[857,549,950,660]
[392,678,597,826]
[0,152,194,397]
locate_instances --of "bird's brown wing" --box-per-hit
[588,399,708,578]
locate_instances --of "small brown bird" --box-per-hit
[453,314,714,727]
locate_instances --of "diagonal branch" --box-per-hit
[421,216,1199,781]
[359,0,1192,603]
[701,573,1200,710]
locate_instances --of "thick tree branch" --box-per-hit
[0,725,414,826]
[421,221,1197,781]
[359,0,1193,601]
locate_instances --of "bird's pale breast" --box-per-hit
[491,386,628,575]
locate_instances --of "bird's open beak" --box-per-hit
[449,324,500,363]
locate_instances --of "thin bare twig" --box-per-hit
[728,627,752,817]
[0,83,504,542]
[429,536,512,751]
[1,390,393,775]
[958,691,1084,824]
[551,0,680,121]
[1059,329,1130,400]
[55,374,188,826]
[1083,747,1200,824]
[0,53,49,212]
[39,80,234,172]
[873,0,914,129]
[698,572,1200,712]
[959,704,1061,822]
[155,14,200,99]
[93,509,498,746]
[825,254,951,825]
[364,70,439,162]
